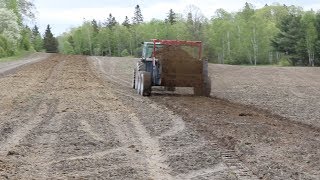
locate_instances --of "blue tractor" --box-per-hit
[132,39,211,97]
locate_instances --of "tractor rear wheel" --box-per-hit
[203,76,211,97]
[193,60,211,97]
[140,72,152,96]
[193,86,203,96]
[165,86,176,91]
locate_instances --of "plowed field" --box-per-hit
[0,54,319,180]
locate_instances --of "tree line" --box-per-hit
[58,3,320,66]
[0,0,58,58]
[2,1,320,66]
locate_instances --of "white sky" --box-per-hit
[32,0,320,36]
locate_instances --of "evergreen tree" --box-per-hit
[32,25,40,37]
[43,24,58,53]
[187,12,193,25]
[91,19,99,34]
[271,14,304,65]
[166,9,176,25]
[132,5,143,25]
[105,13,117,28]
[122,16,131,28]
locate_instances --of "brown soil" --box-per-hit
[210,64,320,128]
[156,45,198,61]
[0,54,319,179]
[89,56,320,180]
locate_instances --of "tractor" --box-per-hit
[132,39,211,97]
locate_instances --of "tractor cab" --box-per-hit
[142,42,163,60]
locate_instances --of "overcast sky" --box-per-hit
[33,0,320,36]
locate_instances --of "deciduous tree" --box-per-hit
[31,25,43,51]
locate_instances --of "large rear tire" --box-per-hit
[193,86,203,96]
[193,60,211,97]
[140,72,152,96]
[203,76,211,97]
[165,86,176,92]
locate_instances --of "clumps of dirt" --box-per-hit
[0,159,15,178]
[155,45,198,63]
[6,151,19,156]
[239,113,253,117]
[155,45,202,85]
[220,136,238,150]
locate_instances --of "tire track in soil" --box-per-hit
[1,55,125,179]
[89,56,259,179]
[94,57,132,87]
[0,55,65,179]
[127,113,173,179]
[0,55,63,156]
[35,55,171,179]
[88,92,173,179]
[11,99,60,179]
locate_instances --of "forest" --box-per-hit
[1,1,320,66]
[0,0,47,57]
[58,3,320,66]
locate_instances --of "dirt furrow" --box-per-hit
[90,56,320,179]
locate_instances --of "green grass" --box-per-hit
[0,50,35,63]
